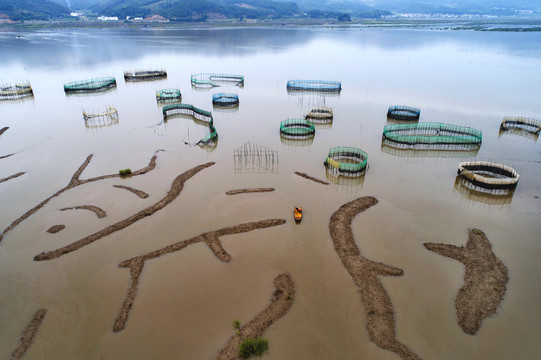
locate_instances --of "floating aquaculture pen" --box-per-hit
[191,73,244,89]
[500,116,541,134]
[305,106,333,124]
[64,77,116,93]
[83,106,119,128]
[287,80,341,93]
[387,105,420,121]
[280,119,315,139]
[124,70,167,81]
[234,142,278,174]
[212,93,239,106]
[324,147,368,177]
[0,83,33,99]
[156,89,181,102]
[382,123,482,150]
[457,161,519,191]
[162,104,217,146]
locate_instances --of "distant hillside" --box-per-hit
[91,0,302,20]
[50,0,102,10]
[283,0,390,18]
[0,0,70,20]
[365,0,541,15]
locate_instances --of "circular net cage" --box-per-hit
[305,106,333,124]
[387,105,420,121]
[191,73,244,89]
[382,122,482,149]
[83,106,119,128]
[457,161,519,192]
[287,80,341,93]
[280,119,316,139]
[0,83,33,99]
[162,104,217,146]
[124,70,167,81]
[156,89,182,101]
[64,77,117,93]
[324,146,368,177]
[212,93,239,106]
[500,116,541,134]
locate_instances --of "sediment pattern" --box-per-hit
[215,273,295,360]
[60,205,107,219]
[113,185,149,199]
[0,153,15,159]
[34,162,215,261]
[225,188,275,195]
[294,171,329,185]
[0,127,8,137]
[329,196,420,360]
[424,228,509,335]
[0,151,163,244]
[0,172,25,184]
[47,225,65,234]
[10,308,47,360]
[113,218,286,332]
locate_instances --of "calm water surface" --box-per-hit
[0,27,540,359]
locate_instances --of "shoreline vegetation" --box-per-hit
[2,18,541,31]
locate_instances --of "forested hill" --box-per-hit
[0,0,70,20]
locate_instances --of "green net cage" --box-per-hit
[280,119,316,139]
[324,146,368,177]
[191,73,244,89]
[162,104,217,145]
[387,105,421,121]
[287,80,341,93]
[64,77,117,93]
[382,122,482,149]
[156,89,182,101]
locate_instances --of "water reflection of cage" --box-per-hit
[324,147,368,177]
[191,73,244,89]
[387,105,420,121]
[83,106,119,128]
[124,70,167,82]
[234,142,278,174]
[326,168,365,194]
[457,161,519,191]
[498,128,539,143]
[453,177,514,206]
[382,123,482,150]
[280,135,314,147]
[280,119,315,139]
[0,83,33,99]
[380,141,480,158]
[287,80,341,93]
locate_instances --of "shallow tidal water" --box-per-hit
[0,26,540,359]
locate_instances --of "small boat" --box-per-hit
[294,206,303,222]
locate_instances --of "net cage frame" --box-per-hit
[457,161,519,191]
[280,119,316,139]
[382,122,482,148]
[83,106,119,128]
[64,77,117,93]
[0,83,33,99]
[124,70,167,81]
[156,89,182,101]
[212,93,239,106]
[500,116,541,134]
[233,141,279,174]
[286,80,342,93]
[191,73,244,88]
[162,104,217,145]
[387,105,421,121]
[324,146,368,177]
[305,106,333,123]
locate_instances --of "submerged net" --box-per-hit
[162,104,217,145]
[280,119,315,139]
[500,116,541,134]
[156,89,181,101]
[287,80,341,93]
[387,105,420,121]
[382,123,482,149]
[124,70,167,81]
[191,73,244,88]
[212,93,239,106]
[64,77,117,93]
[0,83,33,99]
[324,146,368,177]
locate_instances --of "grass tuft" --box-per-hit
[239,336,269,359]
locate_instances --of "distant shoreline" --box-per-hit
[2,17,541,32]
